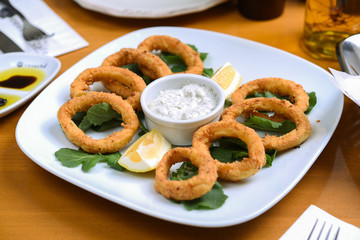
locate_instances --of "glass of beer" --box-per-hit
[302,0,360,60]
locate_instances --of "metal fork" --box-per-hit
[0,0,52,41]
[307,218,340,240]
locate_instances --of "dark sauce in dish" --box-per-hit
[0,67,46,91]
[0,75,36,89]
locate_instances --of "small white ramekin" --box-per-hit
[140,73,225,146]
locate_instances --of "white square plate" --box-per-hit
[15,27,343,227]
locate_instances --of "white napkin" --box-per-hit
[280,205,360,240]
[329,68,360,107]
[0,0,88,56]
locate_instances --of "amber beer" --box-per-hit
[302,0,360,60]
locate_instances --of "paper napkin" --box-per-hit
[0,0,88,56]
[280,205,360,240]
[329,68,360,107]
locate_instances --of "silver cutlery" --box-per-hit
[0,0,52,41]
[307,218,340,240]
[336,33,360,75]
[0,30,23,53]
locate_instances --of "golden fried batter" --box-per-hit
[101,48,172,80]
[138,35,204,75]
[221,97,312,151]
[70,66,146,111]
[192,120,266,182]
[57,92,139,154]
[154,147,217,201]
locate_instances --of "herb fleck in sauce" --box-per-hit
[0,98,7,106]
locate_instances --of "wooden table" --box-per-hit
[1,0,359,239]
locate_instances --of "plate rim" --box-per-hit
[73,0,228,18]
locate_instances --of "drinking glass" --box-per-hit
[302,0,360,60]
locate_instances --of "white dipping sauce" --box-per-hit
[148,83,218,120]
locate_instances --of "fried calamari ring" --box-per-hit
[70,66,146,111]
[154,147,217,201]
[57,92,139,154]
[231,77,309,122]
[192,120,266,182]
[137,35,204,75]
[221,97,311,151]
[101,48,172,80]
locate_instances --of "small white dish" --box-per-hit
[0,52,61,118]
[141,73,225,146]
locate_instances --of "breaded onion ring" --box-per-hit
[70,66,146,111]
[154,147,218,201]
[101,48,172,80]
[231,77,309,122]
[57,92,139,154]
[221,97,311,151]
[138,35,204,75]
[192,120,266,182]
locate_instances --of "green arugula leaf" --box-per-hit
[72,103,123,132]
[202,68,214,78]
[78,115,92,132]
[136,111,149,136]
[72,111,87,125]
[243,115,296,133]
[199,52,208,62]
[188,44,198,52]
[158,44,213,76]
[247,91,317,114]
[210,147,234,163]
[170,162,228,210]
[182,182,228,210]
[55,148,101,172]
[86,103,122,126]
[305,91,317,114]
[265,149,277,167]
[122,63,142,76]
[252,91,288,100]
[103,152,123,171]
[91,119,123,132]
[170,161,198,180]
[209,137,277,168]
[55,148,123,172]
[224,99,232,108]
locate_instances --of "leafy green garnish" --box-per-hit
[182,182,228,211]
[224,99,232,108]
[171,161,198,180]
[72,103,123,132]
[202,68,214,78]
[136,111,149,136]
[158,44,213,77]
[246,91,317,114]
[305,91,317,114]
[265,149,277,167]
[170,162,228,210]
[250,91,288,100]
[210,137,277,167]
[243,115,296,133]
[55,148,123,172]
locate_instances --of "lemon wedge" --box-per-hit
[211,62,242,99]
[118,129,171,173]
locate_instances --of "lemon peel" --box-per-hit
[211,62,242,99]
[118,129,171,172]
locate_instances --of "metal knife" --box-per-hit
[0,31,23,53]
